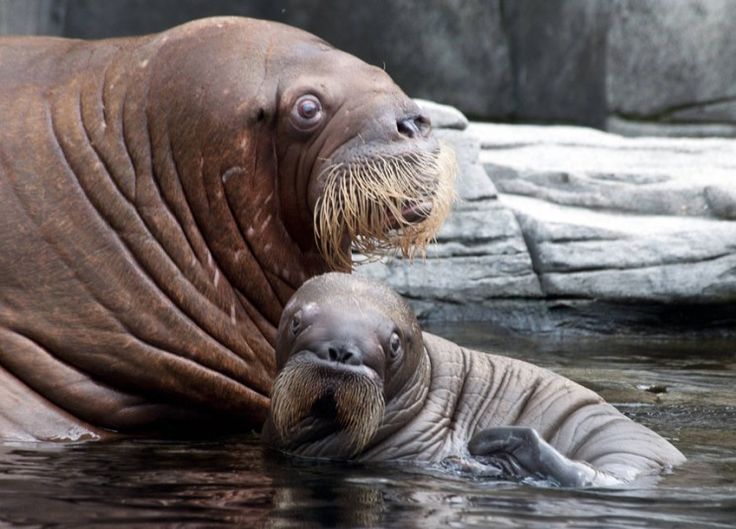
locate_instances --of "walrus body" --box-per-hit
[0,18,454,440]
[265,274,686,486]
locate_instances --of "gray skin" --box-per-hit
[263,273,686,487]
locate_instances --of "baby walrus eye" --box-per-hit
[389,332,402,358]
[290,311,302,335]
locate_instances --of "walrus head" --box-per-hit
[150,17,455,280]
[268,273,425,458]
[268,27,457,271]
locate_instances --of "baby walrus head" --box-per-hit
[264,272,426,459]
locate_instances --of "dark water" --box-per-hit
[1,324,734,529]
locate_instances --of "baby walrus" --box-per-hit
[262,273,685,486]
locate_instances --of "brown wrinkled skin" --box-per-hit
[0,17,440,440]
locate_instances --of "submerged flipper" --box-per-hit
[468,426,623,487]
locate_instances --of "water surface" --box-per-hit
[1,324,734,528]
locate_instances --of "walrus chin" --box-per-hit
[314,142,456,271]
[270,357,385,456]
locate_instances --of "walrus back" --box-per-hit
[0,27,274,438]
[417,333,684,477]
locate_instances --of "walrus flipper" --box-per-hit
[468,426,622,487]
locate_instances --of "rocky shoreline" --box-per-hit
[358,101,736,336]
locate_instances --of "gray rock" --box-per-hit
[607,0,736,121]
[280,0,515,120]
[606,117,736,139]
[472,123,736,305]
[434,129,479,166]
[432,200,527,252]
[506,194,736,303]
[434,129,496,201]
[668,99,736,125]
[358,199,540,304]
[362,119,736,333]
[705,186,736,220]
[60,0,277,38]
[470,121,615,149]
[10,0,736,133]
[0,0,65,36]
[503,0,612,128]
[541,255,736,303]
[473,122,736,217]
[415,99,468,131]
[358,252,541,303]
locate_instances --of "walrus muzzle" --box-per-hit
[271,357,385,456]
[315,143,456,271]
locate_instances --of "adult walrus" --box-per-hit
[264,273,686,487]
[0,17,455,441]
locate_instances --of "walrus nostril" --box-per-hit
[319,342,363,365]
[397,116,430,138]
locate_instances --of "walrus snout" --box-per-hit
[314,341,364,366]
[397,115,431,139]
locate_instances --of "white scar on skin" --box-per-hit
[260,215,272,231]
[230,304,237,325]
[264,243,272,253]
[264,192,274,204]
[214,269,221,288]
[207,252,214,269]
[246,226,255,237]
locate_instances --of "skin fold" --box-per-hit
[265,273,686,487]
[0,17,454,440]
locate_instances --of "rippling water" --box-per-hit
[1,324,734,528]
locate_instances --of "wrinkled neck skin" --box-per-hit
[0,21,332,435]
[57,26,329,343]
[143,24,330,335]
[368,347,432,448]
[362,333,685,483]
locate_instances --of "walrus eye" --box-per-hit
[389,332,402,358]
[291,312,302,335]
[292,95,323,129]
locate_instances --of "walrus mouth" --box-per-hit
[270,356,385,457]
[314,143,456,271]
[389,200,433,228]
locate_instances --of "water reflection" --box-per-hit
[0,325,734,528]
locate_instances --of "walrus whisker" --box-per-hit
[271,359,385,456]
[315,144,456,271]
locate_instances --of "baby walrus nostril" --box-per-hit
[397,115,430,138]
[318,342,363,366]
